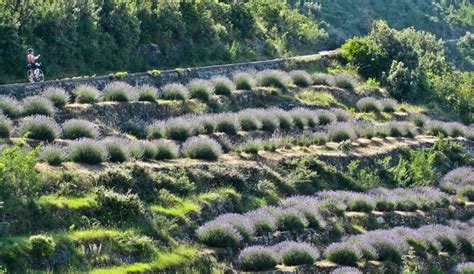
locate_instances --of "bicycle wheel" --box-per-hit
[27,70,34,83]
[35,69,45,82]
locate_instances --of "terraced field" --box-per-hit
[0,59,473,273]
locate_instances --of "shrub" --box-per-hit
[276,241,319,266]
[22,96,55,116]
[292,108,318,128]
[43,87,70,108]
[216,115,239,135]
[446,122,466,137]
[239,246,278,271]
[27,235,56,258]
[330,267,363,274]
[373,241,402,264]
[354,121,376,139]
[257,113,279,133]
[155,140,178,160]
[19,115,60,142]
[182,137,222,161]
[380,98,399,113]
[236,140,261,154]
[256,69,290,92]
[96,187,145,222]
[375,199,395,212]
[188,79,213,101]
[163,118,192,141]
[291,110,307,129]
[233,72,256,90]
[276,211,306,232]
[160,83,188,101]
[332,74,357,90]
[196,117,215,134]
[62,119,99,140]
[425,121,448,137]
[347,199,374,212]
[356,97,381,113]
[396,200,418,211]
[274,110,293,130]
[312,73,331,85]
[138,85,158,102]
[239,113,260,131]
[290,70,312,87]
[0,115,12,138]
[102,138,130,163]
[197,222,242,248]
[328,123,357,142]
[0,95,21,118]
[409,113,428,127]
[130,141,156,160]
[325,243,360,266]
[103,81,136,102]
[73,85,100,103]
[121,122,147,139]
[147,121,164,139]
[332,109,351,122]
[211,76,235,96]
[69,139,107,164]
[316,110,336,125]
[39,145,66,166]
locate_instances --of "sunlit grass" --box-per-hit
[36,194,97,209]
[297,89,344,108]
[151,199,200,220]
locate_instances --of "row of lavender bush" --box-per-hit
[356,97,399,113]
[196,187,451,248]
[441,167,474,201]
[236,222,473,271]
[39,136,223,165]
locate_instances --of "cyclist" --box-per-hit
[26,48,41,82]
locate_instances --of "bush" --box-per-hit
[330,267,363,274]
[197,223,242,248]
[39,145,66,166]
[103,81,136,102]
[182,137,222,161]
[147,121,164,139]
[291,110,307,129]
[446,122,466,137]
[328,123,357,142]
[216,115,239,135]
[380,98,399,113]
[137,85,158,102]
[409,113,428,127]
[332,74,357,90]
[316,110,336,125]
[274,110,293,130]
[22,96,55,116]
[257,112,278,133]
[0,95,21,118]
[27,235,56,258]
[325,244,360,266]
[43,87,70,108]
[276,242,319,266]
[19,115,60,142]
[211,76,235,96]
[69,139,107,164]
[96,187,145,222]
[276,211,306,232]
[73,85,100,104]
[163,118,192,141]
[188,79,213,101]
[130,141,156,160]
[356,97,381,113]
[0,115,12,138]
[347,199,374,212]
[375,199,395,211]
[312,73,331,85]
[239,114,260,131]
[233,72,256,90]
[425,121,448,137]
[103,138,130,163]
[160,83,189,101]
[332,109,351,122]
[196,117,215,134]
[256,69,290,92]
[290,70,312,87]
[155,140,178,160]
[62,119,99,140]
[373,241,402,264]
[239,246,278,271]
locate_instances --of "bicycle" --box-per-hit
[27,56,44,83]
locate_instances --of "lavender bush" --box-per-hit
[290,70,312,87]
[182,137,222,161]
[233,72,256,90]
[163,118,193,141]
[130,140,156,160]
[18,115,60,142]
[138,85,158,102]
[39,145,67,166]
[0,95,21,118]
[445,122,466,137]
[312,72,332,86]
[254,110,279,133]
[440,167,474,200]
[409,113,428,127]
[328,122,357,142]
[215,114,239,135]
[62,119,99,140]
[256,69,290,92]
[211,76,235,96]
[197,222,243,248]
[274,241,319,266]
[0,115,12,138]
[380,98,399,113]
[160,83,188,101]
[155,140,179,160]
[330,267,363,274]
[102,137,130,162]
[22,96,55,117]
[316,110,336,126]
[332,73,358,90]
[69,138,108,164]
[325,243,361,266]
[147,121,164,139]
[425,121,449,137]
[238,246,278,271]
[356,97,382,113]
[103,81,136,102]
[43,87,70,108]
[73,85,100,104]
[354,121,376,139]
[188,79,213,102]
[332,109,351,122]
[273,109,293,130]
[239,113,261,131]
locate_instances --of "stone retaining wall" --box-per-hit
[0,52,340,99]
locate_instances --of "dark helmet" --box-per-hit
[27,48,34,53]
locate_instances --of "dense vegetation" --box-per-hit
[0,0,472,83]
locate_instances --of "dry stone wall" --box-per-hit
[0,52,339,99]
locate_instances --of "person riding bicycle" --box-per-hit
[26,48,42,82]
[27,48,40,69]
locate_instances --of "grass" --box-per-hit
[297,89,344,108]
[90,245,200,274]
[36,194,97,209]
[151,199,200,220]
[67,229,123,242]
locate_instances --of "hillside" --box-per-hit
[0,0,472,83]
[0,3,473,274]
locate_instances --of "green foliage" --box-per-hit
[73,85,100,104]
[281,248,316,266]
[0,116,12,138]
[27,235,56,258]
[239,249,277,271]
[276,212,306,232]
[0,139,39,198]
[148,70,161,77]
[69,140,107,165]
[96,187,145,224]
[326,246,359,266]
